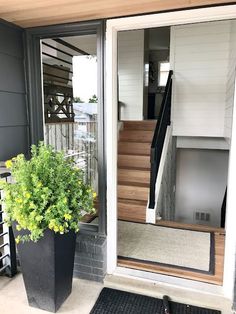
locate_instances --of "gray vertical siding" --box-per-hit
[0,20,29,161]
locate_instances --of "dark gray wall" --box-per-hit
[74,234,107,282]
[0,20,29,161]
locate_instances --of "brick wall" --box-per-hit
[73,234,107,282]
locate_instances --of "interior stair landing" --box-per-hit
[118,120,155,223]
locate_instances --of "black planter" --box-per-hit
[13,225,76,312]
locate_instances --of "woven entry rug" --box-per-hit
[118,220,214,274]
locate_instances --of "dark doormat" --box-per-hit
[90,288,221,314]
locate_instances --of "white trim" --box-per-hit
[106,6,236,30]
[105,4,236,298]
[115,267,224,296]
[145,206,156,223]
[223,74,236,298]
[106,26,118,274]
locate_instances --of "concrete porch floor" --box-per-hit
[0,274,102,314]
[0,273,234,314]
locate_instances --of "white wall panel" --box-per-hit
[171,21,231,137]
[225,21,236,143]
[118,30,144,120]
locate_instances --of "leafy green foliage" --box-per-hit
[1,143,96,243]
[88,95,98,103]
[73,97,84,103]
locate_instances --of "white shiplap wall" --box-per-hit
[171,21,231,137]
[225,21,236,143]
[118,30,144,120]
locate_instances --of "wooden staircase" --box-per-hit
[118,120,156,223]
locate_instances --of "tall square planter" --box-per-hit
[13,226,76,312]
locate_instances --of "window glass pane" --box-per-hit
[41,34,99,226]
[159,62,170,86]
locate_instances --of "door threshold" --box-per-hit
[112,266,225,296]
[105,269,231,312]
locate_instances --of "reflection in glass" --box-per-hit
[41,35,98,225]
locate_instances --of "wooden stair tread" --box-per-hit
[118,153,150,156]
[118,166,150,171]
[118,154,150,170]
[122,120,156,131]
[118,184,149,201]
[118,181,149,188]
[118,153,149,156]
[118,168,150,185]
[118,142,151,155]
[118,198,147,222]
[118,198,147,206]
[118,168,150,173]
[119,130,153,143]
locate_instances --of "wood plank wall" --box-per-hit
[0,1,235,28]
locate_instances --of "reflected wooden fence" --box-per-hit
[44,120,98,190]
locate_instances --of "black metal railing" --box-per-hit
[0,172,17,277]
[148,70,173,209]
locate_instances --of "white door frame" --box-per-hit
[105,4,236,299]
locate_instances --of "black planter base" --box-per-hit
[13,226,76,312]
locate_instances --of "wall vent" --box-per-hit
[195,211,210,222]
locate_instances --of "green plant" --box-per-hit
[73,96,84,103]
[1,143,96,243]
[88,95,98,103]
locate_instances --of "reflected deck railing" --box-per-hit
[0,172,17,277]
[44,119,98,189]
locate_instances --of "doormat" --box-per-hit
[90,288,221,314]
[118,220,214,274]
